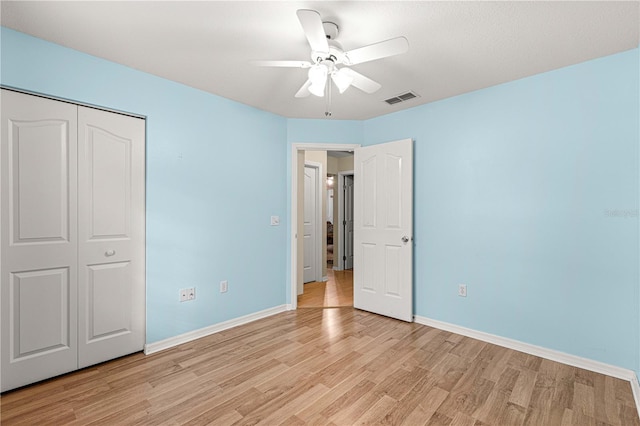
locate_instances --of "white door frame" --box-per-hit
[336,170,354,271]
[304,161,323,283]
[290,143,360,309]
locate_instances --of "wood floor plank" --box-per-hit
[472,367,520,424]
[436,355,494,417]
[1,308,637,426]
[509,368,538,408]
[296,368,371,421]
[379,368,438,425]
[450,411,477,426]
[353,394,398,424]
[573,381,595,418]
[523,359,559,425]
[603,376,623,426]
[318,378,377,420]
[254,383,330,426]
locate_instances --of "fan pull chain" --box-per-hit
[325,78,332,117]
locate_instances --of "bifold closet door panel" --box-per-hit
[77,106,145,369]
[1,89,79,392]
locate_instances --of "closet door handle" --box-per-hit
[105,249,116,257]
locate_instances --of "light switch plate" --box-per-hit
[270,216,280,226]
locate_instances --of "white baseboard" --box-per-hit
[415,316,640,418]
[415,315,640,418]
[321,276,328,282]
[630,374,640,417]
[144,304,288,355]
[414,316,636,382]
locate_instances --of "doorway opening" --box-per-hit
[290,143,359,310]
[299,151,354,308]
[291,139,414,321]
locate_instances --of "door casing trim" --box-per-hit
[290,143,360,309]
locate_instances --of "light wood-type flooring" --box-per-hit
[1,308,638,425]
[297,268,353,308]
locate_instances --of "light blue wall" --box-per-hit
[287,119,364,145]
[364,48,640,372]
[1,28,288,343]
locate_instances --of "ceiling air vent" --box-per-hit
[384,91,419,106]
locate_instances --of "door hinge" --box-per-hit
[343,256,346,261]
[343,220,346,225]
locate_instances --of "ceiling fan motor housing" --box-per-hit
[323,21,339,40]
[312,38,346,65]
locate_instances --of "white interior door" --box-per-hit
[344,175,354,269]
[1,90,79,391]
[77,106,145,368]
[353,139,413,322]
[303,165,318,283]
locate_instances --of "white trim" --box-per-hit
[290,143,360,310]
[336,170,354,271]
[336,173,345,271]
[304,161,323,283]
[1,85,146,119]
[631,374,640,416]
[144,305,288,355]
[414,315,637,381]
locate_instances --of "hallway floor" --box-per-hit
[297,268,353,308]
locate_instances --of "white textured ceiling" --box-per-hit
[1,1,638,120]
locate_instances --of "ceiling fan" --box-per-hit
[255,9,409,99]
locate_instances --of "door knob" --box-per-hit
[401,236,410,243]
[105,250,116,257]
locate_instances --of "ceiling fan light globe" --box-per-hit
[308,65,328,97]
[308,64,327,83]
[332,69,354,94]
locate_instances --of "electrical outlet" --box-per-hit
[458,284,467,297]
[220,280,228,293]
[179,287,196,302]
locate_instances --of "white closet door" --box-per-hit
[1,90,79,391]
[77,106,145,368]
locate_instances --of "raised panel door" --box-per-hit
[353,139,413,322]
[1,89,79,391]
[77,106,145,368]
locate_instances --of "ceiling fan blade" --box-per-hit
[344,36,409,65]
[296,9,329,54]
[252,60,312,68]
[342,68,381,94]
[295,80,312,98]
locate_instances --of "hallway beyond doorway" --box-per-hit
[297,269,353,308]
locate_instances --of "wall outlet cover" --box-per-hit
[458,284,467,297]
